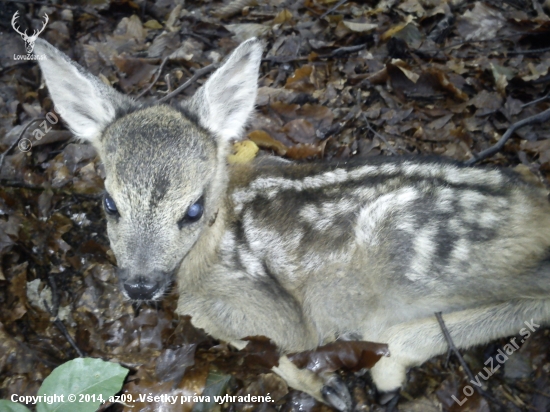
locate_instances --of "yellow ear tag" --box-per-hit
[228,140,259,164]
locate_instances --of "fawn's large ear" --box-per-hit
[186,38,263,142]
[34,39,136,145]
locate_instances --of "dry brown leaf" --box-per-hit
[380,15,414,41]
[242,336,281,370]
[390,59,419,83]
[288,341,389,373]
[456,2,505,41]
[283,119,317,144]
[273,9,293,25]
[225,23,271,42]
[213,0,257,19]
[112,56,159,92]
[285,65,315,92]
[248,130,288,155]
[270,101,301,120]
[428,68,469,101]
[6,263,28,323]
[521,61,550,82]
[398,0,426,16]
[286,143,325,160]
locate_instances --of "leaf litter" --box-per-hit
[1,0,550,411]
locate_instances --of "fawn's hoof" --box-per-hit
[321,375,352,411]
[378,388,400,411]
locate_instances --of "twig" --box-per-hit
[47,274,60,317]
[0,118,45,172]
[522,92,550,108]
[158,63,218,103]
[320,0,348,19]
[361,114,398,155]
[423,33,525,53]
[506,46,550,55]
[184,32,215,48]
[136,56,170,99]
[263,43,367,64]
[262,55,308,64]
[0,61,33,75]
[435,313,477,382]
[435,312,503,407]
[44,299,85,358]
[0,180,103,199]
[325,43,367,57]
[514,381,550,399]
[465,107,550,166]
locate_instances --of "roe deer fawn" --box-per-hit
[35,37,550,410]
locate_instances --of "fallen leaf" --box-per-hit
[248,130,288,155]
[341,21,378,33]
[288,341,389,373]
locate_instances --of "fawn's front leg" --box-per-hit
[231,341,352,411]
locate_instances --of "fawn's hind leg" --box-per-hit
[370,299,550,393]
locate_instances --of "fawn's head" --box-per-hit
[35,38,263,300]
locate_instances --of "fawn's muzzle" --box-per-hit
[123,276,161,300]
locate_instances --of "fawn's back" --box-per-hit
[174,155,550,348]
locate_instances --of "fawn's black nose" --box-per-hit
[123,276,160,300]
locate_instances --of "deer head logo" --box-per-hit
[12,11,49,54]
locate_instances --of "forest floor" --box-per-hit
[1,0,550,411]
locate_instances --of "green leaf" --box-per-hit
[0,400,32,412]
[191,370,232,412]
[36,358,129,412]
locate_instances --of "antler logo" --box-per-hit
[12,11,49,54]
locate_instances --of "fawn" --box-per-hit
[35,37,550,410]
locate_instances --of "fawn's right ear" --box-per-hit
[34,39,136,146]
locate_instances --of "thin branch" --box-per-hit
[435,312,477,383]
[263,43,367,64]
[522,92,550,108]
[435,312,503,407]
[0,118,45,172]
[47,274,60,318]
[506,46,550,55]
[319,0,348,19]
[157,63,218,103]
[136,56,170,99]
[422,33,525,53]
[0,61,33,75]
[325,43,367,57]
[465,107,550,166]
[44,299,85,358]
[361,114,398,155]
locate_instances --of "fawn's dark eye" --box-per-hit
[104,194,118,215]
[178,197,204,228]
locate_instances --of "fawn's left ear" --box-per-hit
[34,39,136,146]
[185,38,263,142]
